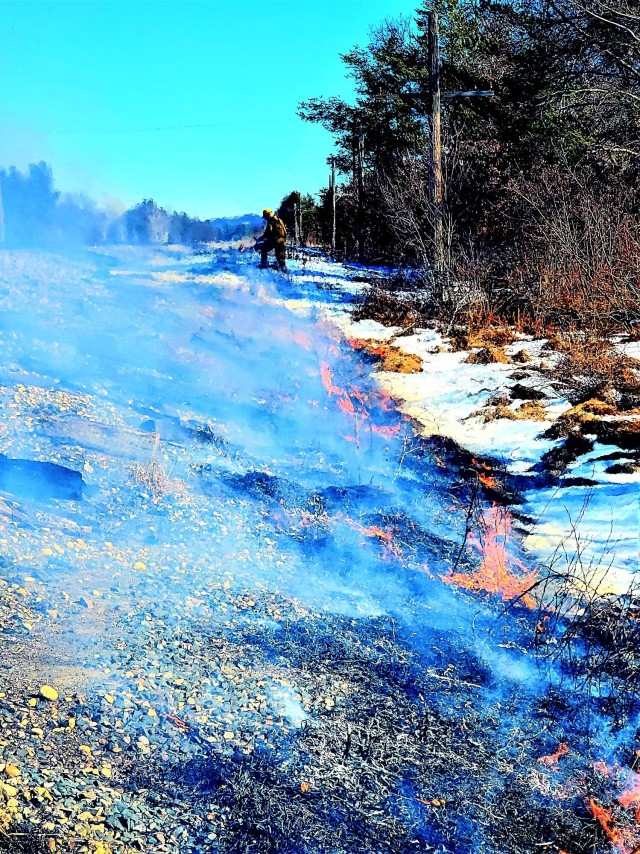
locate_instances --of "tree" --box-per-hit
[299,16,432,262]
[276,191,320,245]
[124,200,170,244]
[298,0,639,328]
[0,162,59,245]
[55,194,108,245]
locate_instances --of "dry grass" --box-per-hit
[350,339,423,373]
[133,461,189,503]
[511,349,532,364]
[515,400,549,420]
[466,346,511,365]
[481,399,548,423]
[452,324,516,351]
[542,332,579,354]
[381,347,422,373]
[545,398,640,455]
[551,337,640,409]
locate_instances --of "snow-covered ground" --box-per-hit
[310,261,639,595]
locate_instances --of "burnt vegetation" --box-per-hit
[110,612,608,854]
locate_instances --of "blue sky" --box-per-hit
[0,0,419,217]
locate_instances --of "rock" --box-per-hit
[40,685,59,701]
[5,763,20,777]
[509,382,549,401]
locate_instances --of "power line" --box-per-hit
[0,118,286,137]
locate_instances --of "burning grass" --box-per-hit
[441,504,539,608]
[3,245,640,854]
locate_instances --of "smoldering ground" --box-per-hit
[0,244,636,854]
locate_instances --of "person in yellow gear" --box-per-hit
[256,208,288,271]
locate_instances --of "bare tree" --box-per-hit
[548,0,640,163]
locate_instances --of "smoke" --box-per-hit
[0,161,262,249]
[0,240,543,691]
[2,242,632,852]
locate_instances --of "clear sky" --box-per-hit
[0,0,420,218]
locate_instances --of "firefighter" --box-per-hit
[256,208,288,271]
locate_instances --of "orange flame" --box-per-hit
[538,743,569,769]
[320,362,343,397]
[589,799,629,852]
[618,772,640,809]
[345,519,400,558]
[595,761,616,778]
[440,504,538,607]
[370,423,402,438]
[337,396,356,414]
[477,471,499,490]
[320,360,404,442]
[373,386,396,413]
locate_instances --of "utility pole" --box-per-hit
[357,134,365,264]
[294,198,301,246]
[0,179,4,244]
[428,11,444,282]
[375,12,493,297]
[329,156,336,259]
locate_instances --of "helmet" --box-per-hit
[262,208,272,218]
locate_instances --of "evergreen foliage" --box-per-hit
[298,0,640,327]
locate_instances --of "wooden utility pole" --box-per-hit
[357,134,365,264]
[297,199,303,245]
[376,15,493,286]
[329,156,336,259]
[428,11,444,283]
[294,198,301,245]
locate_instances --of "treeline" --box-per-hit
[293,0,640,332]
[0,162,262,248]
